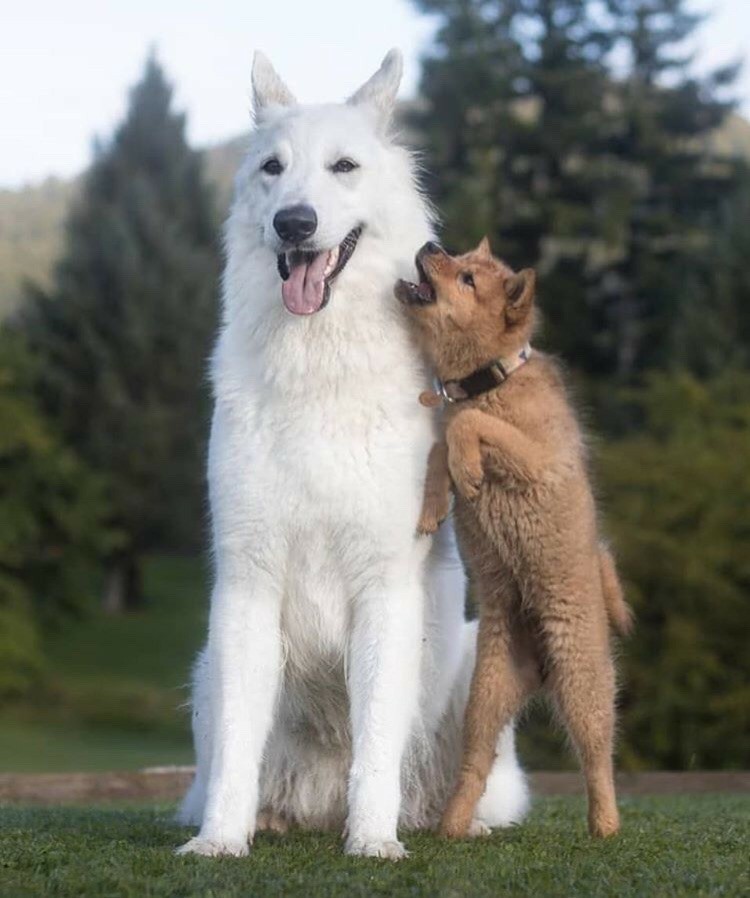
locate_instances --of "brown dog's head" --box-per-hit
[395,238,536,380]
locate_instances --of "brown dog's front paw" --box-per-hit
[417,495,450,535]
[417,512,442,536]
[450,460,483,500]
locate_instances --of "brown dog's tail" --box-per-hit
[599,546,633,637]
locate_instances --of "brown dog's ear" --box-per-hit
[504,268,536,323]
[475,236,492,259]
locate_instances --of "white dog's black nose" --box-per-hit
[273,205,318,243]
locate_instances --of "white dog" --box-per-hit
[176,49,528,860]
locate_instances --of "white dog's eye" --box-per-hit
[331,158,359,174]
[261,157,284,176]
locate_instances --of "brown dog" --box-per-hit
[396,238,631,840]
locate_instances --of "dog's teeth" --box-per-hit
[324,246,340,278]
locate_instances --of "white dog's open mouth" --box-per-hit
[277,227,363,316]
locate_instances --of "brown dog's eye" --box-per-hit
[331,158,359,174]
[460,271,475,288]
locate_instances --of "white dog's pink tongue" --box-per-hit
[282,250,330,315]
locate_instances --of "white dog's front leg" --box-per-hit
[177,570,281,857]
[345,568,423,860]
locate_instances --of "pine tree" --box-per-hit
[23,55,219,611]
[669,166,750,376]
[414,0,614,252]
[595,0,743,381]
[412,0,638,384]
[412,0,742,396]
[0,330,113,694]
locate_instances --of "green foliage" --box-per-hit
[0,331,113,696]
[22,55,219,597]
[599,371,750,768]
[669,167,750,375]
[0,589,42,698]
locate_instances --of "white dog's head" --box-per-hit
[230,50,431,318]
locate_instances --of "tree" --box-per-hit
[412,0,742,396]
[23,55,219,610]
[414,0,614,250]
[593,0,743,382]
[413,0,623,378]
[599,372,750,769]
[0,331,113,695]
[668,163,750,376]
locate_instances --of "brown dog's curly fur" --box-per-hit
[397,238,631,840]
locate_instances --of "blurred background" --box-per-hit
[1,0,748,775]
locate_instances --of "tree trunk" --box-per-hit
[102,554,144,614]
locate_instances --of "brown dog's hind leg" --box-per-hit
[256,808,290,834]
[440,606,536,838]
[546,605,620,839]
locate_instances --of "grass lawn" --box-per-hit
[0,720,193,774]
[1,795,748,898]
[0,556,207,773]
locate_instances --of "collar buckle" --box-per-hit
[437,380,456,404]
[489,361,508,384]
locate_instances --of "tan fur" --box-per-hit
[256,808,290,834]
[599,545,633,637]
[402,240,631,840]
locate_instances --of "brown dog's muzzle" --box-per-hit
[416,241,447,278]
[395,241,444,306]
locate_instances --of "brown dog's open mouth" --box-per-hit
[395,257,436,306]
[277,226,362,316]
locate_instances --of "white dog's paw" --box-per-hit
[175,835,249,858]
[345,837,408,860]
[467,818,492,838]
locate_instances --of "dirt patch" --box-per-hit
[1,768,748,805]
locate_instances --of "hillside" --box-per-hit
[1,113,749,319]
[0,136,247,319]
[0,177,77,317]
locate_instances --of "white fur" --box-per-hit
[176,50,528,860]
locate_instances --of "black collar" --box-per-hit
[438,343,532,403]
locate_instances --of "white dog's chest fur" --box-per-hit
[211,290,435,677]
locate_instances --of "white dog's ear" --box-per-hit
[348,49,403,129]
[252,51,296,114]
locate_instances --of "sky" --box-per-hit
[1,0,748,189]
